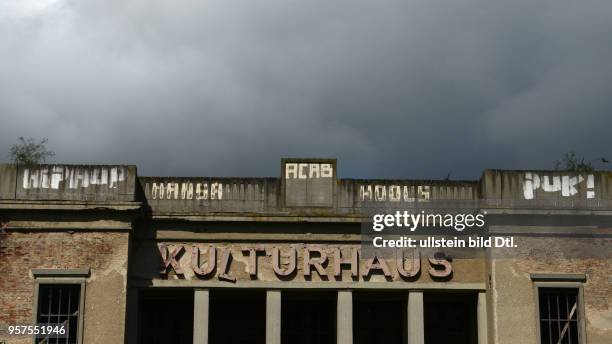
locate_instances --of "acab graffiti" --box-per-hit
[523,172,595,199]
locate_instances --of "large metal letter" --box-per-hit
[271,247,297,276]
[396,250,420,278]
[218,248,236,282]
[158,244,184,276]
[303,246,328,277]
[333,247,358,278]
[428,257,452,278]
[242,246,265,277]
[362,254,392,278]
[192,245,216,278]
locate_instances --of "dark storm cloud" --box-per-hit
[1,0,611,179]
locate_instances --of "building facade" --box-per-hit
[0,159,610,344]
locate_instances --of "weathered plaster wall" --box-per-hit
[0,232,129,344]
[491,238,612,344]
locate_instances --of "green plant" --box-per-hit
[9,137,55,165]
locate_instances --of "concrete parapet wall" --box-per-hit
[0,164,137,202]
[481,170,612,209]
[3,161,612,215]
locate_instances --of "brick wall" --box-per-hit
[0,231,129,344]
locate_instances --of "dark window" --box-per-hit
[353,292,406,344]
[209,290,266,344]
[36,284,81,344]
[281,292,335,344]
[424,293,478,344]
[139,290,193,344]
[538,288,580,344]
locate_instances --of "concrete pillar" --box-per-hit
[477,292,488,344]
[407,291,424,344]
[193,289,209,344]
[266,290,281,344]
[337,290,353,344]
[124,287,139,344]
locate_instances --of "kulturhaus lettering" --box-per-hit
[158,244,452,280]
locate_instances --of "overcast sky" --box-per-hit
[1,0,611,179]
